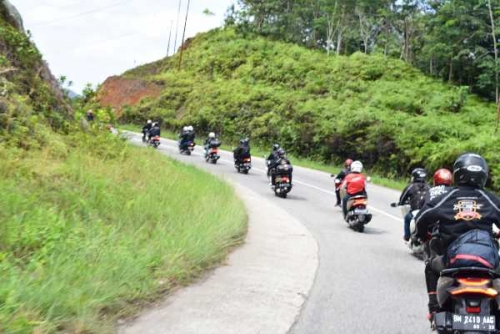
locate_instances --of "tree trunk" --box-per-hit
[336,30,343,55]
[487,0,499,131]
[448,57,453,83]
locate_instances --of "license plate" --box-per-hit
[452,314,496,331]
[354,209,368,215]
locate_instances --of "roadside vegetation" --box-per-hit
[117,28,499,190]
[1,4,246,333]
[0,131,246,333]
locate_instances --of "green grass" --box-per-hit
[0,130,246,333]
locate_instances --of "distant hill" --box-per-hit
[66,89,80,99]
[99,28,500,189]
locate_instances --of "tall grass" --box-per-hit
[0,131,246,333]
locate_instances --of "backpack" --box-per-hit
[447,229,499,269]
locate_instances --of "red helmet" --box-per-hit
[345,159,353,168]
[433,168,452,186]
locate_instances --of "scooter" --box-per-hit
[340,186,372,232]
[148,136,160,149]
[390,202,429,260]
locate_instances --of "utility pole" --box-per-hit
[178,0,191,70]
[173,0,182,54]
[166,20,173,56]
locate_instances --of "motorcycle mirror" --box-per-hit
[390,202,397,208]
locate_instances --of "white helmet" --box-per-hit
[147,119,152,124]
[183,126,188,131]
[188,125,194,131]
[350,161,363,173]
[209,132,215,138]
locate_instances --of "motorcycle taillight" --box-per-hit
[466,306,481,313]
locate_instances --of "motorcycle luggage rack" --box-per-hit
[441,267,500,278]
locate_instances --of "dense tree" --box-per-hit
[229,0,500,101]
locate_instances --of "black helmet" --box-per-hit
[277,148,286,158]
[411,168,427,182]
[453,153,488,188]
[272,143,280,151]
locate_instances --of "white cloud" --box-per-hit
[11,0,235,92]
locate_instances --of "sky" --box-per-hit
[12,0,235,93]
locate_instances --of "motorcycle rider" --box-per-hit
[333,159,353,207]
[266,144,281,176]
[179,126,190,149]
[268,148,293,188]
[341,160,367,220]
[233,137,251,164]
[187,125,195,143]
[414,153,500,325]
[204,132,220,157]
[142,119,152,142]
[426,168,453,203]
[397,168,430,241]
[148,122,161,139]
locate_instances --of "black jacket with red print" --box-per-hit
[415,185,500,247]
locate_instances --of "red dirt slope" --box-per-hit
[98,76,162,113]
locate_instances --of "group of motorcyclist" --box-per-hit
[142,119,500,329]
[393,154,500,328]
[142,120,293,187]
[333,153,500,328]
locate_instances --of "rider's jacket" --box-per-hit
[335,168,350,183]
[234,144,250,160]
[398,182,430,211]
[425,185,452,204]
[269,158,292,173]
[267,151,279,165]
[415,186,500,247]
[142,123,152,132]
[149,126,160,137]
[343,172,366,195]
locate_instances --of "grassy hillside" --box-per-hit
[0,132,246,333]
[0,4,246,333]
[118,28,500,190]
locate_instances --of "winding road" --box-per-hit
[122,134,430,334]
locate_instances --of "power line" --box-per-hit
[31,0,136,27]
[52,31,140,55]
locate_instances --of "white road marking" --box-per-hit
[129,133,401,222]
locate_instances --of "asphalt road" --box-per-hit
[129,135,430,334]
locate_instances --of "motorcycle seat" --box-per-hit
[350,195,367,200]
[441,267,500,278]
